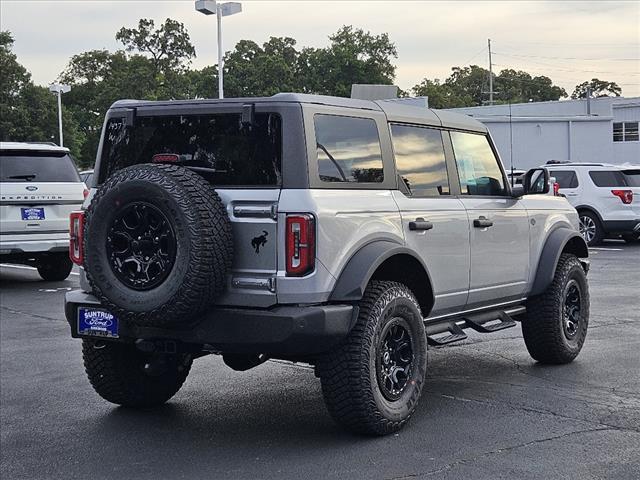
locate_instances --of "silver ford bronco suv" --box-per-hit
[65,94,590,435]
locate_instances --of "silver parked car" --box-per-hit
[65,94,590,435]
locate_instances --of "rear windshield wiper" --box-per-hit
[7,174,37,181]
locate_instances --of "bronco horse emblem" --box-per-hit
[251,230,268,254]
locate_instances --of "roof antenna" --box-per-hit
[509,102,514,187]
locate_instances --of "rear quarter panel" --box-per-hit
[276,189,403,304]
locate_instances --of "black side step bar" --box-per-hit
[425,306,524,347]
[426,323,467,346]
[463,311,517,333]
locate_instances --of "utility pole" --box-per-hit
[586,86,592,115]
[488,38,494,105]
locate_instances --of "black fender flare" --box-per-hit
[329,240,434,304]
[530,227,588,296]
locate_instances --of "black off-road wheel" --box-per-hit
[83,164,232,327]
[37,253,73,281]
[317,281,427,436]
[82,339,192,407]
[522,254,589,364]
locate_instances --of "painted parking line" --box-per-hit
[588,247,623,251]
[0,263,80,275]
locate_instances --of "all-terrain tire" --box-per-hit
[37,253,73,281]
[83,163,232,327]
[522,254,589,364]
[578,210,603,246]
[82,339,192,407]
[317,281,427,436]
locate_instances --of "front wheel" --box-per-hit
[522,254,589,364]
[37,253,73,281]
[317,281,427,435]
[82,340,192,407]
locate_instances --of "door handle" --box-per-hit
[473,216,494,228]
[409,217,434,231]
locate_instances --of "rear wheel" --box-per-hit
[317,281,427,435]
[578,211,603,246]
[37,253,73,281]
[522,254,589,364]
[82,339,192,407]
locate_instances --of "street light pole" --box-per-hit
[195,1,242,99]
[48,83,71,147]
[217,4,224,99]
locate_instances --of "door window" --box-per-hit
[451,132,505,196]
[314,114,384,183]
[390,124,449,196]
[550,170,579,188]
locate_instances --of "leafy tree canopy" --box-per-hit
[572,78,622,99]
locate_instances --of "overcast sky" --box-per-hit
[2,0,639,97]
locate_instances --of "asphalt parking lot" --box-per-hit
[1,243,639,480]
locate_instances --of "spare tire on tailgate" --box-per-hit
[84,163,232,327]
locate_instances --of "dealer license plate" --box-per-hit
[77,307,119,338]
[21,207,45,220]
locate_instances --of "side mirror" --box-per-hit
[523,168,550,195]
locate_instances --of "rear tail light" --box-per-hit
[553,182,560,196]
[611,189,633,204]
[69,211,85,265]
[286,214,315,276]
[83,188,89,199]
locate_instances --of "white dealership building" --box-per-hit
[448,96,640,170]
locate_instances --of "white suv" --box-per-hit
[0,142,86,280]
[544,162,640,245]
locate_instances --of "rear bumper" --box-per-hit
[0,233,69,254]
[602,219,640,234]
[64,290,357,357]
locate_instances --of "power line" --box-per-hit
[494,51,639,62]
[460,46,487,66]
[493,53,640,76]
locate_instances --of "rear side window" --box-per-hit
[314,114,384,183]
[622,169,640,187]
[100,113,282,187]
[550,170,579,188]
[588,170,627,187]
[451,132,505,196]
[390,124,449,196]
[0,151,80,183]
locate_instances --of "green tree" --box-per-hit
[571,78,622,99]
[299,26,398,97]
[221,37,300,98]
[496,69,566,103]
[115,18,196,75]
[411,78,472,108]
[1,31,83,160]
[412,65,567,108]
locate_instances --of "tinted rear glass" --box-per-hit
[621,169,640,187]
[100,113,282,187]
[588,170,627,187]
[314,114,384,183]
[0,151,80,183]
